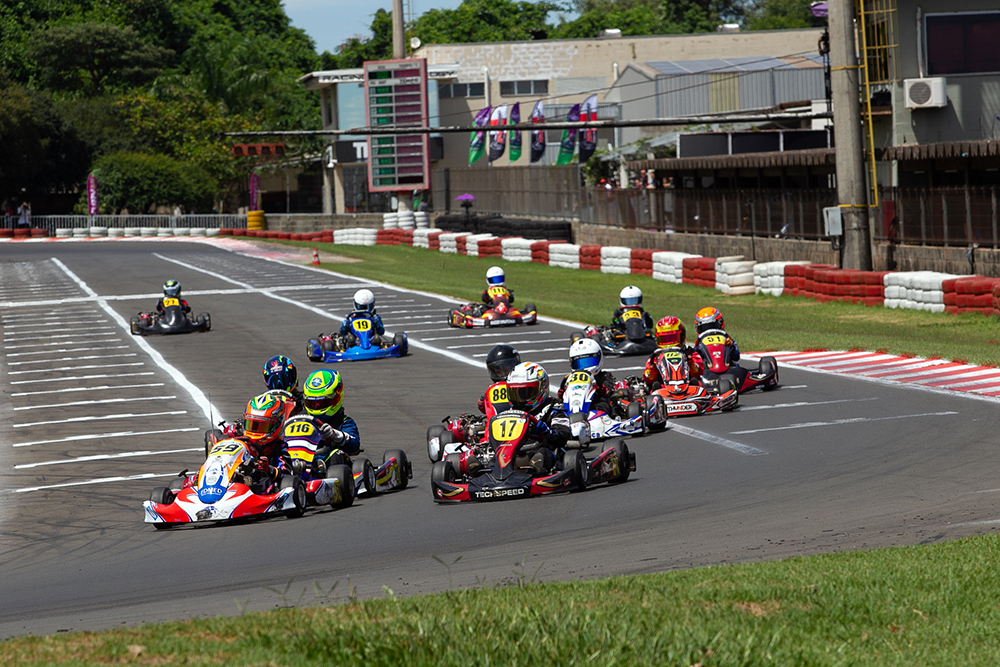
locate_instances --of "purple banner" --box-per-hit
[87,174,98,216]
[250,172,260,211]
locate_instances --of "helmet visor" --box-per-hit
[487,274,505,285]
[656,330,681,347]
[304,394,338,413]
[487,358,519,382]
[570,354,602,371]
[164,285,180,297]
[507,382,539,407]
[620,295,641,306]
[244,416,278,440]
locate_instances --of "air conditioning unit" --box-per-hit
[904,77,947,109]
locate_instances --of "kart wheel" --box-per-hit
[627,398,649,436]
[431,460,457,486]
[444,452,462,477]
[601,439,632,484]
[306,338,322,362]
[321,338,335,352]
[327,464,356,509]
[198,312,211,331]
[524,303,537,323]
[719,374,738,394]
[129,316,141,336]
[168,477,185,493]
[438,430,456,459]
[354,457,377,494]
[204,429,223,457]
[149,487,175,505]
[279,476,306,517]
[427,425,446,462]
[562,450,588,490]
[384,449,410,489]
[393,332,408,356]
[570,330,586,344]
[759,357,778,390]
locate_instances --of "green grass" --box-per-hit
[306,242,1000,367]
[7,534,1000,665]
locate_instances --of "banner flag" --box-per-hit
[469,106,492,165]
[555,103,580,166]
[529,100,546,164]
[487,104,508,163]
[508,102,522,162]
[578,94,599,163]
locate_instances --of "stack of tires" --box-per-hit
[651,251,698,283]
[715,256,756,296]
[600,246,632,274]
[548,243,581,269]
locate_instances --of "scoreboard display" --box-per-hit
[363,58,430,192]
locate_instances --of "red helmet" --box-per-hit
[654,316,685,348]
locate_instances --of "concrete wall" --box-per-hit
[263,213,384,232]
[874,243,1000,276]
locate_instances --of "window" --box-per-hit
[499,80,548,97]
[438,82,486,99]
[926,12,1000,75]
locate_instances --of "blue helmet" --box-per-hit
[262,355,298,392]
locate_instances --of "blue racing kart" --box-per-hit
[306,312,408,363]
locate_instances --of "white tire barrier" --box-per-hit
[548,243,581,270]
[599,246,632,275]
[651,251,699,283]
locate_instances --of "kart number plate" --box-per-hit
[162,298,180,307]
[622,309,642,321]
[209,440,244,456]
[490,416,527,442]
[568,371,592,384]
[487,286,509,299]
[702,334,726,345]
[353,319,372,332]
[284,421,316,437]
[489,385,509,404]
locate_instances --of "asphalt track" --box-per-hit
[2,240,1000,638]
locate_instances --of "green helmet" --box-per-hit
[303,369,343,416]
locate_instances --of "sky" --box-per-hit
[282,0,465,55]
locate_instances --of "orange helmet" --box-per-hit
[243,393,292,449]
[695,307,724,335]
[654,316,685,348]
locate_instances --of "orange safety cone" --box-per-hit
[311,248,321,266]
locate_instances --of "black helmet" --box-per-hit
[485,344,521,382]
[262,355,298,392]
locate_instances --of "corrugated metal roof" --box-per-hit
[646,54,824,75]
[881,139,1000,161]
[626,148,836,171]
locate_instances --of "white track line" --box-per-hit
[5,337,122,350]
[13,427,200,448]
[3,329,115,342]
[13,411,187,429]
[10,473,178,494]
[730,411,959,435]
[421,331,554,342]
[668,423,768,456]
[10,372,154,385]
[447,338,566,349]
[51,258,223,422]
[739,398,879,412]
[14,448,202,469]
[8,353,138,366]
[6,345,131,358]
[13,395,177,411]
[8,362,144,375]
[12,382,165,397]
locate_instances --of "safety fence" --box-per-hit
[14,214,247,237]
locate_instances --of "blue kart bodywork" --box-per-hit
[306,312,408,363]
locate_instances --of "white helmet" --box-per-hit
[619,285,642,307]
[569,337,603,374]
[506,361,549,411]
[486,266,505,286]
[353,289,375,312]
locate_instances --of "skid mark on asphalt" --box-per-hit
[730,410,959,435]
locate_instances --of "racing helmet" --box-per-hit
[619,285,642,307]
[654,316,685,349]
[695,307,724,335]
[303,369,344,417]
[243,393,286,448]
[506,362,549,412]
[163,279,181,298]
[353,288,375,312]
[485,344,521,382]
[486,266,505,286]
[568,337,603,374]
[262,355,297,393]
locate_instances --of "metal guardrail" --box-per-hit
[18,214,247,235]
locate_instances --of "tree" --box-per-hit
[744,0,824,30]
[321,8,394,69]
[27,22,173,96]
[411,0,560,44]
[180,33,284,114]
[92,152,214,213]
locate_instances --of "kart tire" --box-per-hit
[306,338,322,362]
[719,375,739,411]
[149,486,175,505]
[393,332,408,356]
[129,316,141,336]
[204,429,224,457]
[431,460,457,486]
[439,430,455,458]
[524,303,537,323]
[601,439,631,484]
[354,457,377,494]
[570,330,586,344]
[444,452,462,477]
[279,476,307,517]
[627,398,649,436]
[563,450,588,490]
[384,449,410,489]
[427,425,446,462]
[168,477,185,493]
[198,312,211,331]
[759,357,778,390]
[327,464,356,509]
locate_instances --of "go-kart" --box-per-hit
[572,309,656,356]
[695,330,778,393]
[448,286,537,328]
[562,370,666,446]
[142,437,355,528]
[426,380,512,462]
[306,312,407,362]
[130,299,210,336]
[645,348,738,417]
[429,408,636,503]
[278,415,411,497]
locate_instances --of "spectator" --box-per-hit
[17,202,30,228]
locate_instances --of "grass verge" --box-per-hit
[6,534,1000,665]
[301,242,1000,367]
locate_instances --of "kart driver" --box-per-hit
[506,362,571,473]
[302,369,362,457]
[481,266,515,304]
[693,306,740,363]
[610,286,654,336]
[556,338,621,418]
[643,316,704,390]
[262,355,304,414]
[239,391,297,490]
[155,279,191,315]
[337,289,386,348]
[477,344,520,416]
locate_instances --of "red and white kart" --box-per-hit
[448,285,537,328]
[696,329,778,394]
[646,347,738,417]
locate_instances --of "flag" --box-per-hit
[508,102,522,162]
[469,106,491,165]
[529,100,546,164]
[488,104,508,163]
[555,103,580,166]
[578,94,599,163]
[250,172,260,211]
[86,174,99,216]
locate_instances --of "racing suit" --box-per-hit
[339,310,386,348]
[155,297,191,314]
[610,306,654,336]
[556,369,619,417]
[481,287,515,304]
[522,398,572,473]
[643,346,705,390]
[311,409,362,457]
[478,380,512,417]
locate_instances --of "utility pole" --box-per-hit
[828,0,872,270]
[392,0,405,59]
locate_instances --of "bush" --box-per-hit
[92,152,215,213]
